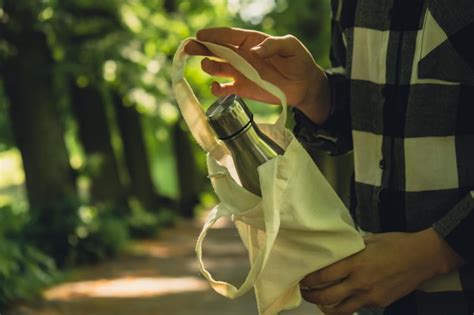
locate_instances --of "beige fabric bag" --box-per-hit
[172,38,365,315]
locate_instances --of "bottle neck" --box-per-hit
[221,121,283,164]
[218,119,253,141]
[223,122,261,151]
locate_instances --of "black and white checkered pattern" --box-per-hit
[293,0,474,313]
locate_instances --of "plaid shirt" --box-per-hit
[293,0,474,314]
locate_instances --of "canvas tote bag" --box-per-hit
[172,38,365,315]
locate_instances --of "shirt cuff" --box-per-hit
[432,191,474,263]
[292,71,352,156]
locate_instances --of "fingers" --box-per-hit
[201,58,278,103]
[210,81,280,105]
[185,40,214,56]
[201,58,238,78]
[319,294,367,315]
[300,263,351,289]
[251,35,301,58]
[201,58,262,100]
[197,27,267,47]
[301,281,354,307]
[201,58,239,97]
[211,81,235,97]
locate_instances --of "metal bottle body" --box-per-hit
[223,121,283,195]
[206,95,284,196]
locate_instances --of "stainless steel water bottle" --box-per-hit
[206,94,284,195]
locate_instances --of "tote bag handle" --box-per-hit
[172,38,287,299]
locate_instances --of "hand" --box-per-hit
[185,27,331,124]
[300,228,464,314]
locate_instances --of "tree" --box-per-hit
[55,0,132,214]
[2,0,79,262]
[113,92,160,211]
[71,83,128,213]
[173,120,199,217]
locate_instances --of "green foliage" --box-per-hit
[126,202,177,238]
[0,206,57,308]
[24,201,129,266]
[67,205,129,264]
[72,215,129,264]
[0,0,332,309]
[265,0,331,67]
[25,201,80,267]
[127,207,161,238]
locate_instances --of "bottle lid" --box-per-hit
[206,94,253,140]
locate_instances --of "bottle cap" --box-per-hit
[206,94,253,140]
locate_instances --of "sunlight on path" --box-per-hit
[44,277,209,299]
[7,218,320,315]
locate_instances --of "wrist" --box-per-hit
[414,228,465,277]
[297,70,331,125]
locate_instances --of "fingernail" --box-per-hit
[251,45,264,56]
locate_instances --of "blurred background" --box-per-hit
[0,0,348,314]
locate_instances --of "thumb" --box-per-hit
[251,35,299,58]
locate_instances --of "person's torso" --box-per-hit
[335,0,474,313]
[335,0,474,234]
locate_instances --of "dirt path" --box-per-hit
[7,218,320,315]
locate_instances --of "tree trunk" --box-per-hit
[164,0,177,13]
[3,1,78,263]
[71,84,128,214]
[112,92,159,211]
[173,120,199,218]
